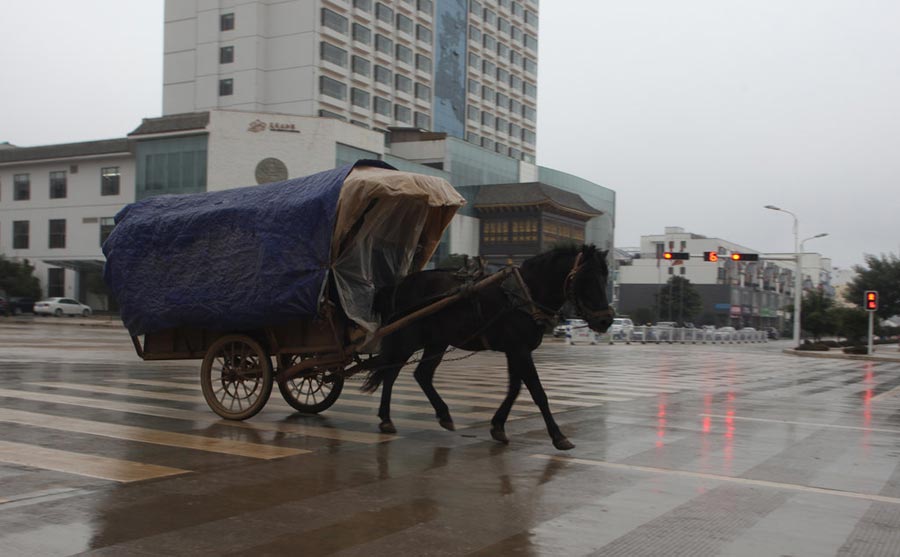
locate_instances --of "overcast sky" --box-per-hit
[2,1,898,269]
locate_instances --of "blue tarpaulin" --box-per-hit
[103,162,391,336]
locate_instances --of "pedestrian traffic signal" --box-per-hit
[865,291,878,311]
[662,252,690,260]
[703,252,719,262]
[730,253,759,261]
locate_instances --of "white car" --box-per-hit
[33,298,92,317]
[609,317,634,339]
[714,326,736,340]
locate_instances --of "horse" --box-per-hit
[361,244,614,450]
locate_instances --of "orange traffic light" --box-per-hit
[730,253,759,261]
[865,291,878,311]
[663,252,689,260]
[703,252,719,262]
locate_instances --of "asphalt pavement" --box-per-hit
[1,319,900,556]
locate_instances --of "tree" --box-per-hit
[828,306,869,345]
[655,276,702,325]
[800,289,835,341]
[0,255,42,299]
[845,253,900,319]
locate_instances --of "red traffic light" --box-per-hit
[663,252,690,260]
[865,291,878,311]
[703,251,719,262]
[730,253,759,261]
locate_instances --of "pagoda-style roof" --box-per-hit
[0,138,131,164]
[473,182,603,220]
[129,112,210,136]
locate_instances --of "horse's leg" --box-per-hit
[413,343,454,430]
[490,373,522,445]
[509,350,575,451]
[375,346,416,434]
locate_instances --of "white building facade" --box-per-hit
[163,0,539,162]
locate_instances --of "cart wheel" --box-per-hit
[201,335,273,420]
[277,355,344,414]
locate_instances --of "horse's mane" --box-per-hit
[520,244,587,272]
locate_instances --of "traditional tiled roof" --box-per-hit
[129,112,210,136]
[473,182,603,218]
[0,138,131,164]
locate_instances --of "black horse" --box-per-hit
[361,244,614,450]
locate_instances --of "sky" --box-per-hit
[2,0,898,269]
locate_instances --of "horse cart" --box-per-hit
[104,161,505,421]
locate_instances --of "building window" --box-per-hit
[496,92,508,109]
[13,174,30,200]
[469,25,481,43]
[319,109,346,121]
[353,0,372,12]
[394,104,412,123]
[396,13,413,34]
[375,3,393,23]
[508,123,521,138]
[415,53,432,73]
[321,8,348,34]
[417,0,432,14]
[481,85,494,101]
[482,60,496,77]
[101,167,120,196]
[524,82,537,99]
[466,131,480,144]
[414,112,430,129]
[483,8,496,26]
[375,34,393,54]
[374,96,391,116]
[374,65,392,85]
[483,34,496,51]
[352,23,371,44]
[523,104,536,121]
[524,33,538,51]
[49,171,67,199]
[512,2,523,17]
[13,221,29,249]
[351,87,370,109]
[510,50,522,66]
[497,43,509,59]
[219,78,233,96]
[100,217,115,246]
[524,57,537,74]
[495,142,507,155]
[415,83,431,101]
[510,75,522,91]
[495,117,507,133]
[522,128,536,144]
[416,24,432,44]
[220,13,235,31]
[511,26,522,42]
[321,42,348,66]
[481,111,494,127]
[498,17,510,34]
[47,268,65,297]
[468,52,480,69]
[511,219,538,242]
[496,67,509,83]
[136,135,208,200]
[525,10,538,27]
[509,98,521,114]
[483,221,508,243]
[352,55,371,76]
[395,74,412,94]
[395,44,413,65]
[220,46,234,64]
[48,219,66,249]
[470,1,482,15]
[467,105,479,121]
[468,78,480,94]
[319,76,347,100]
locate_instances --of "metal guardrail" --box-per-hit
[602,327,769,345]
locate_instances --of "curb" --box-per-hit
[782,348,900,363]
[1,316,124,329]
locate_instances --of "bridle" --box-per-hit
[563,251,615,322]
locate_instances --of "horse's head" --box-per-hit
[565,245,615,333]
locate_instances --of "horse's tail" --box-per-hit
[360,361,386,393]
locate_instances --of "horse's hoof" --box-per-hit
[490,427,509,444]
[553,437,575,451]
[439,418,455,431]
[379,421,397,434]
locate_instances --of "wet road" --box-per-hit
[2,320,900,556]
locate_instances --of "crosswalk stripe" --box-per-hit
[0,439,188,483]
[26,382,198,402]
[0,408,308,460]
[0,388,391,444]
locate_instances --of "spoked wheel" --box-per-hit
[277,354,344,414]
[201,335,273,420]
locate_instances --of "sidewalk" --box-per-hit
[1,314,125,329]
[784,347,900,363]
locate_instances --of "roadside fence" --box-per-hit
[601,326,768,345]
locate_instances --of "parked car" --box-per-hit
[714,326,736,340]
[554,318,588,338]
[8,297,36,315]
[609,317,634,339]
[763,327,780,340]
[33,298,92,317]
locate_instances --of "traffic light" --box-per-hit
[730,253,759,261]
[865,291,878,311]
[662,252,690,260]
[703,252,719,262]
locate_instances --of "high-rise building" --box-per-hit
[163,0,539,162]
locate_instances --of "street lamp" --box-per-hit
[764,205,801,347]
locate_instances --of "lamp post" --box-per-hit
[764,205,801,347]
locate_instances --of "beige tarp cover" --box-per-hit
[330,166,465,332]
